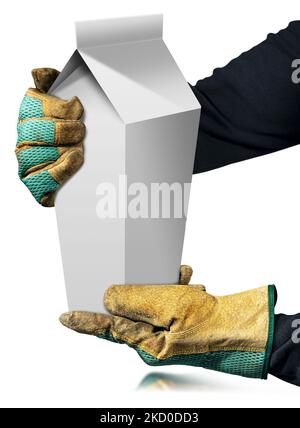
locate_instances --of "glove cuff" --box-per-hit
[261,284,276,379]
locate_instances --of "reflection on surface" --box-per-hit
[138,372,206,391]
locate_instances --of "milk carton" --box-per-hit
[50,15,200,312]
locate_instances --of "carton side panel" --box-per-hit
[51,64,126,312]
[124,109,200,284]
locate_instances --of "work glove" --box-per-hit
[60,266,276,380]
[16,68,85,207]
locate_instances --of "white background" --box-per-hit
[1,0,300,408]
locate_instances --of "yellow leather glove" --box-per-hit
[16,68,85,206]
[60,266,276,379]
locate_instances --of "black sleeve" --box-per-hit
[191,21,300,174]
[270,313,300,387]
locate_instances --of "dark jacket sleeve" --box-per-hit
[270,313,300,387]
[191,21,300,174]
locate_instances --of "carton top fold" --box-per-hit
[76,15,163,48]
[51,15,200,124]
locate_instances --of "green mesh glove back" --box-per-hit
[16,68,85,207]
[59,266,276,380]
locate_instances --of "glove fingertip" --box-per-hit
[59,312,73,328]
[59,311,92,334]
[179,265,193,284]
[40,191,56,207]
[31,68,60,93]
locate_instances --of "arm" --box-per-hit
[270,313,300,386]
[192,21,300,173]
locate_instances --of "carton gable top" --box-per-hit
[51,15,200,124]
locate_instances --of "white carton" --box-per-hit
[50,15,200,312]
